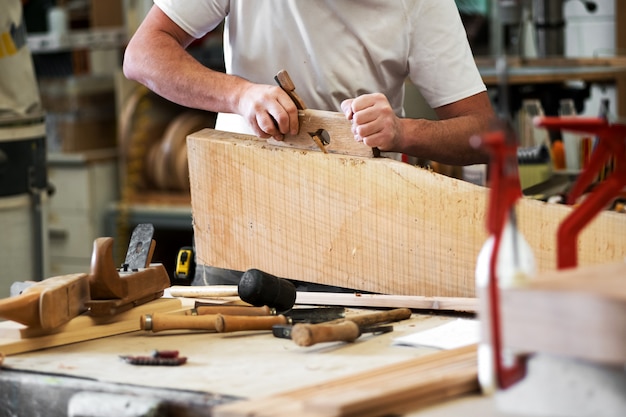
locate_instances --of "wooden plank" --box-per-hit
[500,262,626,365]
[187,129,626,297]
[213,344,479,417]
[0,298,181,356]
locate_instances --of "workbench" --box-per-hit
[0,295,510,417]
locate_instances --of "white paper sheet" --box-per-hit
[392,318,480,350]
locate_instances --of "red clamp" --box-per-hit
[534,117,626,269]
[474,122,527,390]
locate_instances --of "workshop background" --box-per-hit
[0,0,625,297]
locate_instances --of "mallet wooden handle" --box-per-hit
[141,313,218,332]
[215,314,288,332]
[190,305,272,316]
[291,321,361,347]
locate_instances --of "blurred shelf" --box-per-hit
[28,27,127,53]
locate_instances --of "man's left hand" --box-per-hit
[341,93,402,151]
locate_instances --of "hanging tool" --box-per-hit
[534,116,626,269]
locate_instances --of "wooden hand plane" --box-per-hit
[272,69,378,158]
[0,224,170,330]
[86,224,170,316]
[0,273,89,330]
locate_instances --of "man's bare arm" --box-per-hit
[123,6,298,139]
[342,91,494,165]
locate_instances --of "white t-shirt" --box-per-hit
[154,0,486,134]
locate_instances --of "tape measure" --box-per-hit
[175,246,195,280]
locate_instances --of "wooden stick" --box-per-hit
[295,292,478,313]
[169,285,239,298]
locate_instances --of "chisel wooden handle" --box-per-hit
[190,305,272,316]
[275,69,307,110]
[291,321,361,347]
[343,308,412,327]
[215,314,288,333]
[141,313,218,332]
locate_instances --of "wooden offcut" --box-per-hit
[501,261,626,365]
[187,127,626,297]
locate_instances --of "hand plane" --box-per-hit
[0,224,170,330]
[86,224,170,316]
[273,69,378,158]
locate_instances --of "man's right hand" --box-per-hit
[237,84,299,141]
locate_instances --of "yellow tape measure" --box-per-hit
[175,246,195,280]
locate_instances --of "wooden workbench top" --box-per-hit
[2,307,464,399]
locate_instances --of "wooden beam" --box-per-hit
[187,128,626,297]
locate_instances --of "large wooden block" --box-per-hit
[187,128,626,297]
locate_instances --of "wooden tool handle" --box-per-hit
[190,305,272,316]
[141,313,218,332]
[345,308,412,327]
[215,314,288,333]
[0,291,41,327]
[291,321,361,347]
[275,69,307,110]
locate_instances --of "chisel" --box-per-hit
[273,322,393,344]
[214,306,346,333]
[142,307,345,333]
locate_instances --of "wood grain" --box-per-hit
[500,261,626,365]
[187,129,626,297]
[213,344,479,417]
